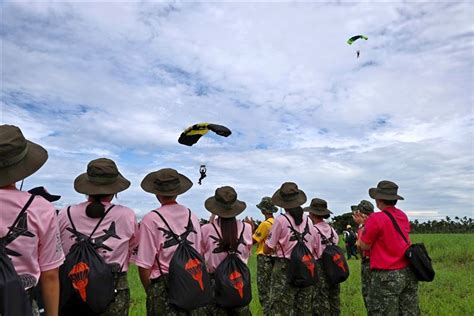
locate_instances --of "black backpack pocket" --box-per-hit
[321,245,349,285]
[214,254,252,308]
[167,243,212,310]
[60,241,115,314]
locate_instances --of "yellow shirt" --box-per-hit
[253,218,274,255]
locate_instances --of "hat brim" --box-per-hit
[205,197,247,218]
[304,206,332,216]
[141,172,192,196]
[75,173,131,195]
[369,188,404,200]
[271,189,307,209]
[351,205,358,212]
[0,140,48,187]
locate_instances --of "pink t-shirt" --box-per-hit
[0,189,65,288]
[312,221,339,259]
[360,207,410,270]
[134,203,202,279]
[58,201,138,272]
[201,220,253,273]
[265,213,319,259]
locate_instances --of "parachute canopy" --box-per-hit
[347,35,368,45]
[178,123,232,146]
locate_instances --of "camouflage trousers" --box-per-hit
[146,276,206,316]
[311,260,340,316]
[269,258,313,316]
[205,303,251,316]
[361,258,371,310]
[102,273,130,316]
[257,255,274,316]
[367,267,420,316]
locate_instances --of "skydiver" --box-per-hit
[198,165,207,185]
[357,50,360,58]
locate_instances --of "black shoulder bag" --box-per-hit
[383,211,435,282]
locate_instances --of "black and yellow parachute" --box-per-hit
[178,123,232,146]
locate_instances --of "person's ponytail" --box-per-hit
[85,195,106,218]
[219,217,238,251]
[288,206,304,225]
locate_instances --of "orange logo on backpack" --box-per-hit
[302,254,315,277]
[68,262,90,302]
[185,258,204,290]
[229,271,244,298]
[332,253,347,272]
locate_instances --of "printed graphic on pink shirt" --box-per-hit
[58,202,138,272]
[1,189,65,288]
[67,221,121,253]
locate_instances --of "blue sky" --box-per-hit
[1,1,473,221]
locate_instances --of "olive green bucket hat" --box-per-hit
[351,200,375,215]
[256,196,278,213]
[369,180,404,200]
[141,168,192,196]
[0,125,48,187]
[304,198,332,216]
[74,158,130,195]
[205,186,247,218]
[271,182,307,209]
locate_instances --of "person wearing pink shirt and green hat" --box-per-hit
[0,124,65,316]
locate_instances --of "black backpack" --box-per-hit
[153,210,212,311]
[281,215,318,287]
[59,205,117,314]
[314,225,350,285]
[383,211,435,282]
[345,230,356,244]
[0,195,35,316]
[211,223,252,309]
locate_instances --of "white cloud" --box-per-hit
[1,1,473,220]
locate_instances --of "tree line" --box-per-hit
[331,213,474,234]
[200,214,474,234]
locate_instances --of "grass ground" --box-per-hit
[128,234,474,315]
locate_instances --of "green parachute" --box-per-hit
[347,35,368,45]
[347,35,368,58]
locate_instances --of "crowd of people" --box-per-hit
[1,124,420,316]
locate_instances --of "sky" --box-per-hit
[1,1,473,221]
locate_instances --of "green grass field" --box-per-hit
[128,234,474,315]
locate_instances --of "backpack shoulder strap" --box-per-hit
[152,210,174,233]
[314,225,331,245]
[302,217,310,237]
[89,204,116,239]
[66,206,78,234]
[4,194,35,238]
[383,211,409,245]
[211,222,223,240]
[329,226,336,244]
[237,222,246,246]
[281,214,294,229]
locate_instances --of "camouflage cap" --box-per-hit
[256,196,278,213]
[352,200,374,215]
